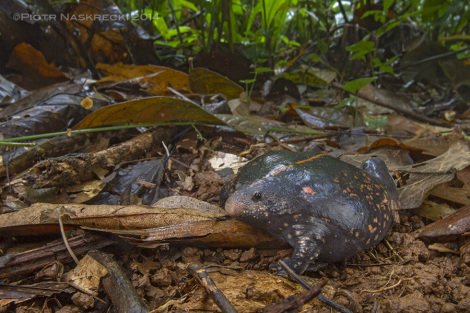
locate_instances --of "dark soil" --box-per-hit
[114,210,470,313]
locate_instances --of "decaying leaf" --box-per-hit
[6,43,65,79]
[189,68,244,100]
[397,142,470,209]
[0,196,225,230]
[0,282,71,307]
[96,63,191,93]
[73,96,226,129]
[415,204,470,240]
[65,254,108,296]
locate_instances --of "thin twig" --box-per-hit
[161,141,170,157]
[385,239,404,262]
[400,46,470,70]
[188,264,238,313]
[167,86,200,105]
[360,279,402,295]
[331,81,449,127]
[337,0,349,23]
[278,261,353,313]
[263,279,328,313]
[58,213,79,265]
[168,0,185,55]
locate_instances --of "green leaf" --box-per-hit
[179,0,198,12]
[371,57,395,74]
[346,41,375,61]
[383,0,394,11]
[342,77,377,94]
[166,26,193,38]
[253,67,273,73]
[335,96,356,109]
[240,79,256,84]
[346,41,375,52]
[154,17,169,39]
[318,39,329,54]
[363,115,388,129]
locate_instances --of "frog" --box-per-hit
[222,151,399,274]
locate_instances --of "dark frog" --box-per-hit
[223,151,399,274]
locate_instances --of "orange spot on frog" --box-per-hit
[302,187,316,196]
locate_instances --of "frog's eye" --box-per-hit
[252,192,262,201]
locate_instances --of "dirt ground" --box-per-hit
[119,210,470,313]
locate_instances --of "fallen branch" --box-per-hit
[24,127,175,188]
[330,81,449,127]
[88,250,149,313]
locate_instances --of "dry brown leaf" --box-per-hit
[65,254,108,296]
[189,68,243,100]
[0,196,226,230]
[397,142,470,209]
[97,63,190,93]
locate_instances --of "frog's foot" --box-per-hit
[269,263,287,276]
[306,262,328,272]
[269,256,310,276]
[284,235,322,274]
[269,257,302,276]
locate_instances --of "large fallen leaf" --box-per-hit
[0,81,82,118]
[415,204,470,240]
[176,270,315,312]
[0,196,226,231]
[396,142,470,209]
[403,129,467,157]
[189,68,243,100]
[356,84,412,114]
[73,96,227,129]
[96,63,190,93]
[0,196,286,250]
[430,166,470,206]
[415,200,456,221]
[6,43,65,78]
[0,74,26,104]
[117,219,285,249]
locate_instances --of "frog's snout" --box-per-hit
[224,194,242,217]
[225,190,256,217]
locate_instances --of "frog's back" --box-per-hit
[220,150,323,204]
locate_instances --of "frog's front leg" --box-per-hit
[282,234,323,274]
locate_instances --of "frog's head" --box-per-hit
[224,176,291,226]
[225,188,262,218]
